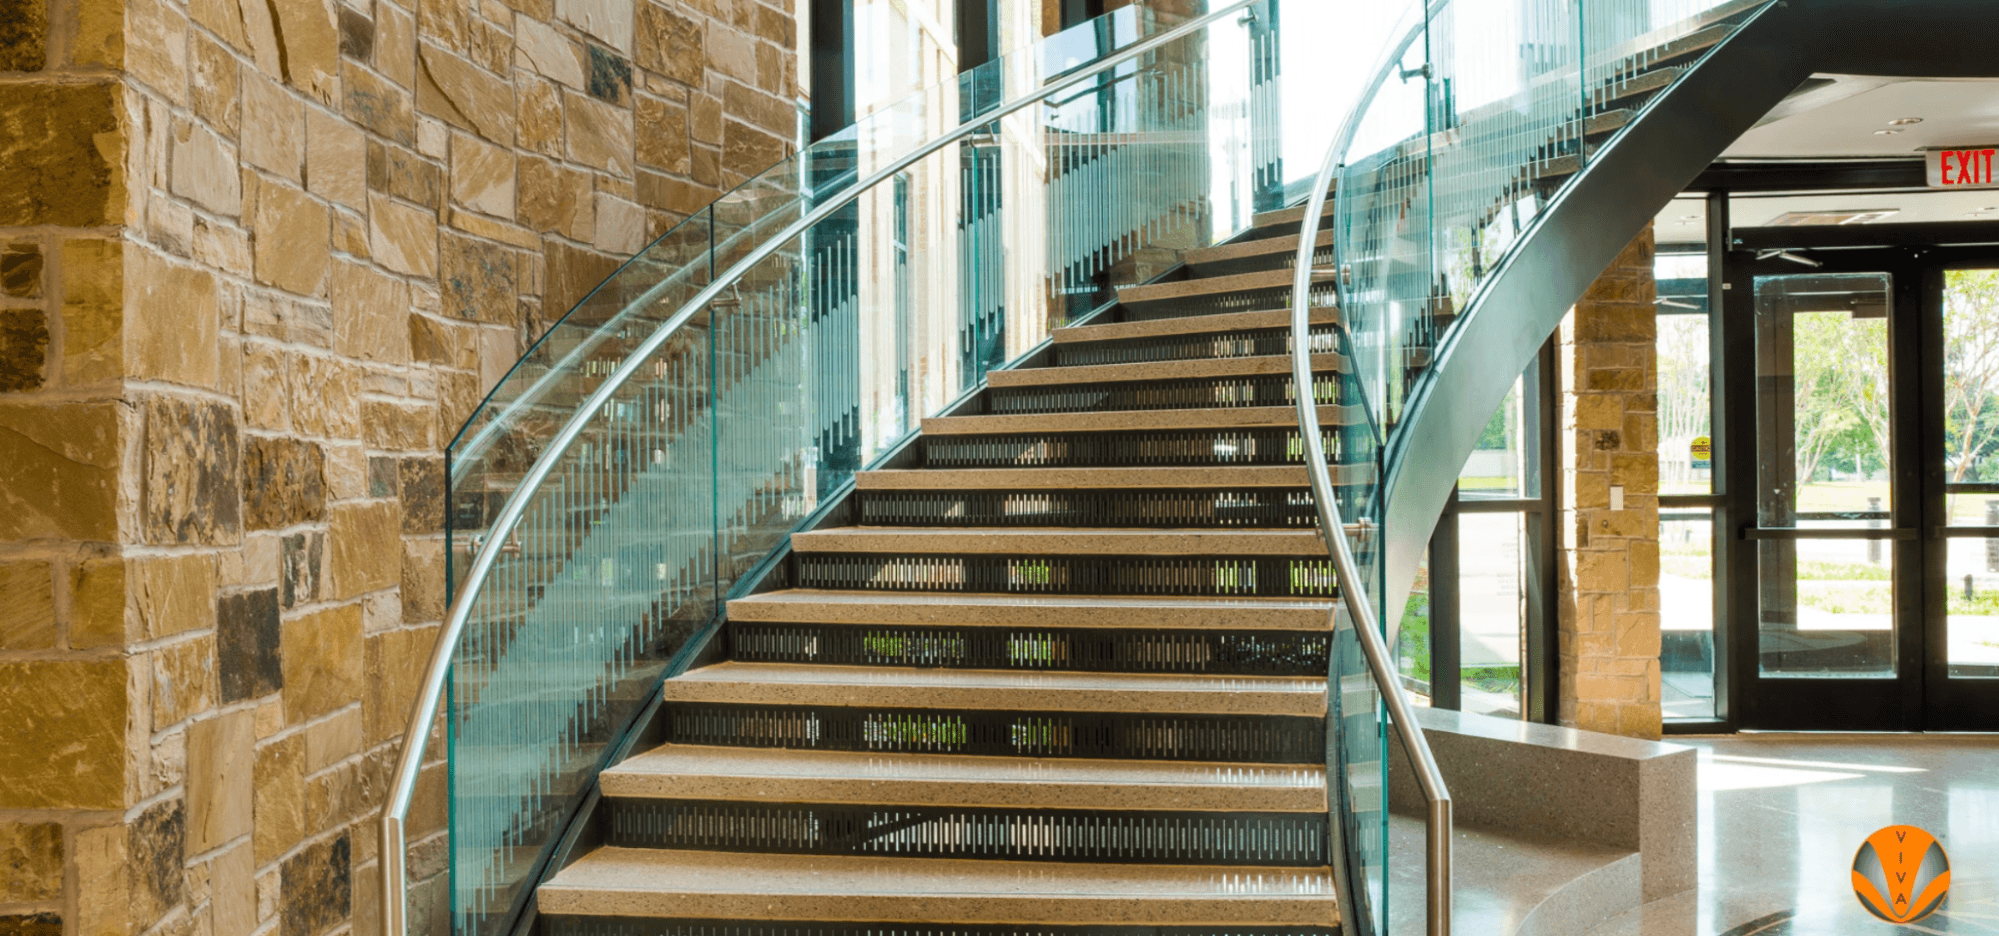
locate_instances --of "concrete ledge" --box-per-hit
[1388,708,1695,902]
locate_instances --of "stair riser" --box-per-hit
[1053,328,1342,368]
[726,623,1330,676]
[1184,243,1334,279]
[538,916,1338,936]
[982,376,1346,416]
[794,554,1338,599]
[598,799,1329,866]
[1122,284,1332,321]
[660,704,1326,763]
[854,489,1327,529]
[921,429,1353,469]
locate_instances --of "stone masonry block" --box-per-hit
[450,131,516,216]
[0,562,55,650]
[280,832,351,935]
[0,83,125,227]
[518,75,563,158]
[251,178,331,295]
[133,552,216,640]
[243,435,327,529]
[0,821,62,902]
[186,708,254,853]
[345,64,416,144]
[417,45,516,145]
[0,659,130,809]
[329,500,402,599]
[0,309,48,392]
[253,734,303,864]
[368,193,439,277]
[439,231,518,322]
[363,398,435,450]
[1611,452,1659,493]
[401,537,445,622]
[127,798,185,925]
[171,117,243,215]
[127,246,221,388]
[141,394,243,545]
[0,0,48,72]
[272,0,341,104]
[564,89,632,176]
[0,401,120,542]
[152,634,218,730]
[365,625,436,744]
[0,242,41,298]
[219,588,283,701]
[281,603,363,722]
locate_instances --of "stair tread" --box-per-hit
[791,527,1333,557]
[660,661,1326,715]
[990,353,1345,388]
[922,405,1360,435]
[1051,306,1339,344]
[725,589,1335,630]
[1248,199,1336,231]
[600,743,1328,810]
[857,465,1374,490]
[1183,229,1333,267]
[1120,269,1294,304]
[540,847,1338,923]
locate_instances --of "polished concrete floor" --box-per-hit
[1616,733,1999,935]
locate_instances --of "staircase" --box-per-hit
[532,211,1360,935]
[381,0,1815,932]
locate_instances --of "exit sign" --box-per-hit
[1927,147,1999,187]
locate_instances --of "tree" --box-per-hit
[1943,270,1999,494]
[1791,309,1886,488]
[1657,314,1709,485]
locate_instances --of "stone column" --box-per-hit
[2,0,801,932]
[1558,225,1663,740]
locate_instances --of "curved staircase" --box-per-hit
[533,212,1358,934]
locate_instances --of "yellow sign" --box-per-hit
[1690,436,1712,470]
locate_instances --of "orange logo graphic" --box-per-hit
[1852,825,1950,924]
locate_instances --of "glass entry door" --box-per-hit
[1734,247,1999,729]
[1923,265,1999,728]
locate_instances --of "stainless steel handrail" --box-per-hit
[378,3,1259,932]
[1289,3,1452,933]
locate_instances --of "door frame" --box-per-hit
[1722,225,1999,730]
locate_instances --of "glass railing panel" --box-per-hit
[1332,605,1390,930]
[446,309,718,933]
[443,1,1211,577]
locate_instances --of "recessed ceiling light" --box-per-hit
[1875,129,1904,135]
[1889,117,1924,126]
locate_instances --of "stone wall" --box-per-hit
[1557,225,1663,740]
[0,0,796,930]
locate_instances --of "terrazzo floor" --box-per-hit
[1642,733,1999,935]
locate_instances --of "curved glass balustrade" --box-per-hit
[1293,0,1775,930]
[382,3,1319,933]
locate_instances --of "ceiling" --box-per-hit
[1653,74,1999,243]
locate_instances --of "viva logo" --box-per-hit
[1852,825,1951,924]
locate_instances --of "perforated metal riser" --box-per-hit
[538,917,1338,936]
[1053,327,1341,367]
[664,705,1325,762]
[602,799,1327,866]
[856,490,1320,528]
[795,554,1338,597]
[984,376,1341,415]
[921,429,1346,469]
[728,623,1330,675]
[1121,284,1334,321]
